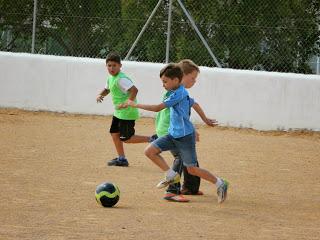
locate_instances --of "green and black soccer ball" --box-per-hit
[95,182,120,207]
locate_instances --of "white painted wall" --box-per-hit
[1,52,320,131]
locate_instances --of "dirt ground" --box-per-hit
[0,108,319,240]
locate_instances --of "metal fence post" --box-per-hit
[31,0,38,53]
[165,0,173,63]
[125,0,163,60]
[177,0,222,68]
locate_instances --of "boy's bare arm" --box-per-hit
[96,89,110,103]
[128,100,166,112]
[192,102,218,126]
[127,85,138,101]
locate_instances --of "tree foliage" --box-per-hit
[0,0,319,73]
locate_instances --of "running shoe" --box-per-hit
[107,157,129,167]
[156,173,180,189]
[217,179,229,204]
[163,192,189,202]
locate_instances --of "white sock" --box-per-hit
[166,168,177,180]
[215,177,223,188]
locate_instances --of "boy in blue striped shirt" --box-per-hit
[124,63,229,204]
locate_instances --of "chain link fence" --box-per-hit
[1,0,320,74]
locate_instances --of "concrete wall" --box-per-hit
[1,52,320,131]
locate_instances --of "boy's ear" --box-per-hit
[174,77,181,83]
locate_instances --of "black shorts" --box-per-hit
[109,116,135,141]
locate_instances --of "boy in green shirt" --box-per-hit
[96,52,150,167]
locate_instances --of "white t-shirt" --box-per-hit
[105,77,134,93]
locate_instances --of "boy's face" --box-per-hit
[106,61,121,76]
[161,76,180,91]
[182,70,198,89]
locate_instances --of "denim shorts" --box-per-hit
[151,132,198,167]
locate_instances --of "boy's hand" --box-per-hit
[127,100,137,107]
[117,103,128,109]
[117,100,137,109]
[96,94,104,103]
[205,118,218,127]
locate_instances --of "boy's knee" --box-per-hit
[144,146,153,157]
[144,144,160,158]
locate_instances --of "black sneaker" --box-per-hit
[107,158,129,167]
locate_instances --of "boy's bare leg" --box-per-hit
[111,133,125,156]
[187,166,229,203]
[186,166,217,184]
[124,135,150,143]
[144,144,170,171]
[144,144,183,189]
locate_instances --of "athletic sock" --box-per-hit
[118,155,126,161]
[166,168,177,180]
[215,177,223,188]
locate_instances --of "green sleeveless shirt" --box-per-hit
[155,91,170,137]
[107,72,139,120]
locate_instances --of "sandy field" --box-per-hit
[0,108,319,240]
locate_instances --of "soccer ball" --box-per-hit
[95,182,120,207]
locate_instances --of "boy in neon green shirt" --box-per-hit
[96,52,150,167]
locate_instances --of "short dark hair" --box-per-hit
[106,52,121,64]
[160,63,183,82]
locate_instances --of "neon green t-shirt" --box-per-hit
[107,72,139,120]
[155,92,170,137]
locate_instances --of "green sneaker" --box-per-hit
[156,173,181,189]
[217,179,229,204]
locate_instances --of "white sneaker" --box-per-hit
[156,173,181,189]
[217,179,229,204]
